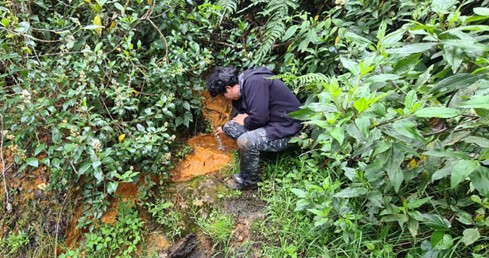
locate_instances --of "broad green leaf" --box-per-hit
[414,107,460,118]
[451,159,480,188]
[345,31,372,45]
[430,73,482,94]
[469,167,489,197]
[425,150,470,159]
[442,45,464,73]
[421,213,451,231]
[94,170,104,182]
[78,162,92,175]
[414,65,433,89]
[107,181,119,194]
[340,57,360,76]
[407,197,430,209]
[408,219,419,238]
[392,119,424,142]
[464,136,489,148]
[385,43,436,55]
[307,29,319,44]
[474,7,489,16]
[289,108,318,120]
[291,188,307,198]
[461,228,480,246]
[26,157,39,168]
[330,127,345,145]
[364,74,400,84]
[282,25,298,41]
[433,232,453,250]
[114,2,124,11]
[355,116,370,139]
[334,187,368,198]
[432,163,453,182]
[459,95,489,109]
[353,97,368,113]
[442,39,488,52]
[385,147,404,192]
[404,90,417,110]
[431,0,457,14]
[379,29,404,48]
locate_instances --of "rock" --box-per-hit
[167,233,198,258]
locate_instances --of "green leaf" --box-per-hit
[442,45,464,73]
[404,90,417,110]
[364,74,400,84]
[330,127,345,145]
[282,25,298,41]
[379,29,404,48]
[353,97,368,113]
[333,187,368,198]
[340,57,359,76]
[355,116,370,139]
[408,219,419,238]
[291,188,307,198]
[114,2,124,11]
[451,160,480,188]
[345,31,372,45]
[385,147,404,192]
[459,95,489,109]
[78,162,92,175]
[421,213,451,231]
[469,167,489,197]
[461,228,480,246]
[385,43,437,55]
[107,181,119,194]
[26,157,39,168]
[432,163,453,182]
[393,119,424,142]
[414,107,459,118]
[430,73,482,94]
[431,0,457,14]
[464,136,489,148]
[473,7,489,16]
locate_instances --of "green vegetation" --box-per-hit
[1,0,489,257]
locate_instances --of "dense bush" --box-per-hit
[2,0,489,257]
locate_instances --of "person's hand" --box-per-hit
[215,126,223,136]
[232,113,248,125]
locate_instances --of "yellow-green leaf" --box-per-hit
[93,14,103,35]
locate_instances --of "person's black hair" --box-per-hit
[207,66,240,97]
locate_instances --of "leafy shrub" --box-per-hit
[286,0,489,256]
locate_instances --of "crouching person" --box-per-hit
[207,66,303,190]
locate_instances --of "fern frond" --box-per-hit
[255,0,299,62]
[272,73,330,93]
[217,0,240,16]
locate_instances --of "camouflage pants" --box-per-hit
[222,121,291,186]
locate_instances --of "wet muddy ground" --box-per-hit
[1,91,268,257]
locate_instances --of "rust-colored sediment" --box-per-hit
[202,91,232,130]
[171,93,237,182]
[171,134,236,182]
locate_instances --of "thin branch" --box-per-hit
[54,184,73,258]
[141,0,169,64]
[0,27,61,43]
[0,114,10,211]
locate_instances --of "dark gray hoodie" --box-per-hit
[232,67,303,140]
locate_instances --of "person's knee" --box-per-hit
[237,135,253,150]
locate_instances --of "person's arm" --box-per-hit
[242,77,269,129]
